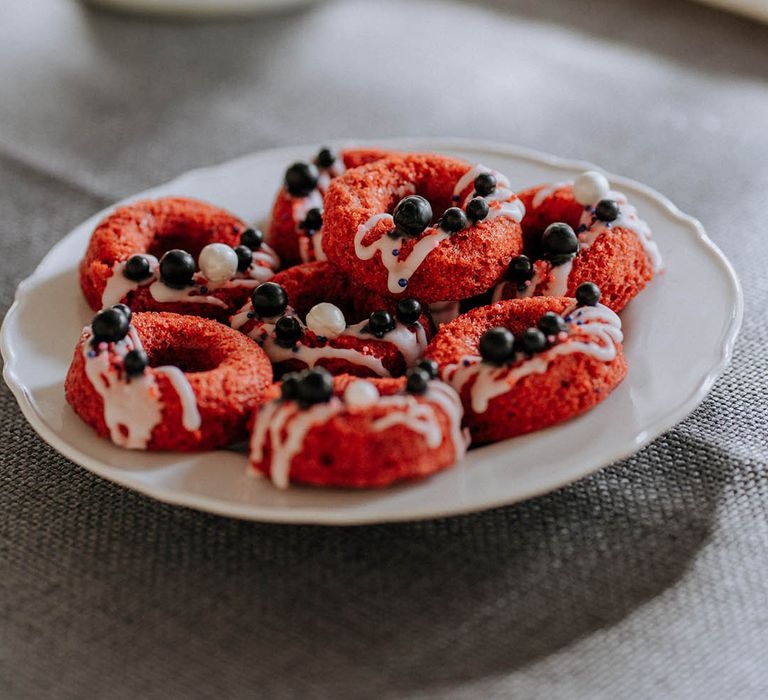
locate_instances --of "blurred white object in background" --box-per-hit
[84,0,317,16]
[695,0,768,22]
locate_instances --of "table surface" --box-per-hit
[1,1,767,698]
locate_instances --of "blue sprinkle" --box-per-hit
[247,311,255,319]
[565,315,572,322]
[200,286,208,294]
[463,359,471,367]
[317,336,327,344]
[584,205,592,211]
[87,351,96,358]
[292,345,300,353]
[605,223,612,229]
[452,195,460,202]
[577,321,583,325]
[578,224,588,232]
[392,249,399,256]
[398,278,408,288]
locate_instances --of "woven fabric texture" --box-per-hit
[1,1,766,698]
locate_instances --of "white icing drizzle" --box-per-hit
[149,280,228,308]
[233,302,428,377]
[249,381,467,488]
[100,255,159,309]
[531,181,569,209]
[454,164,525,224]
[354,213,452,294]
[82,326,201,449]
[443,302,623,414]
[576,189,663,273]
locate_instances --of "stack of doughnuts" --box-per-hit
[68,146,662,489]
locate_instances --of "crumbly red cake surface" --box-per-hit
[79,197,254,319]
[322,153,524,303]
[267,148,395,266]
[514,184,654,311]
[65,312,273,451]
[425,297,627,443]
[249,375,461,488]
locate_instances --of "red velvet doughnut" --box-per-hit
[65,311,273,451]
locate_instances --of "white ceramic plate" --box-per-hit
[1,139,742,525]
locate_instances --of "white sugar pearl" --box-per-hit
[306,302,346,339]
[573,171,610,206]
[199,243,238,283]
[344,380,380,408]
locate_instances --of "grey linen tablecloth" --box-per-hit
[1,1,767,698]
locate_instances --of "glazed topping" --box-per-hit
[159,249,196,289]
[302,208,323,232]
[507,255,534,283]
[343,379,380,408]
[123,348,148,377]
[91,307,130,344]
[466,197,489,223]
[392,195,433,238]
[280,372,301,401]
[306,302,346,339]
[285,162,319,197]
[274,316,303,347]
[473,172,497,197]
[440,207,468,234]
[367,310,396,338]
[240,227,264,251]
[405,367,430,395]
[251,282,288,318]
[295,367,334,407]
[572,171,610,206]
[518,327,547,355]
[575,281,601,306]
[444,297,623,414]
[199,243,238,283]
[233,245,254,273]
[123,254,153,282]
[315,147,336,169]
[82,326,201,449]
[537,311,568,337]
[542,223,579,257]
[112,303,132,323]
[415,358,439,379]
[479,327,515,365]
[395,297,422,325]
[594,199,620,223]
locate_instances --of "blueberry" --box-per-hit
[315,147,336,169]
[542,222,579,256]
[537,312,568,337]
[284,162,319,197]
[233,245,253,273]
[507,255,533,282]
[274,315,303,347]
[280,372,302,401]
[91,308,129,344]
[240,227,264,251]
[414,358,439,379]
[302,208,323,231]
[111,303,132,323]
[395,298,422,325]
[474,173,497,197]
[405,367,430,395]
[440,207,468,233]
[479,327,515,364]
[159,249,195,289]
[594,199,620,222]
[393,195,433,237]
[368,310,395,337]
[466,197,489,223]
[251,282,288,318]
[575,282,601,306]
[123,349,148,377]
[123,254,152,282]
[520,327,547,354]
[297,368,334,406]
